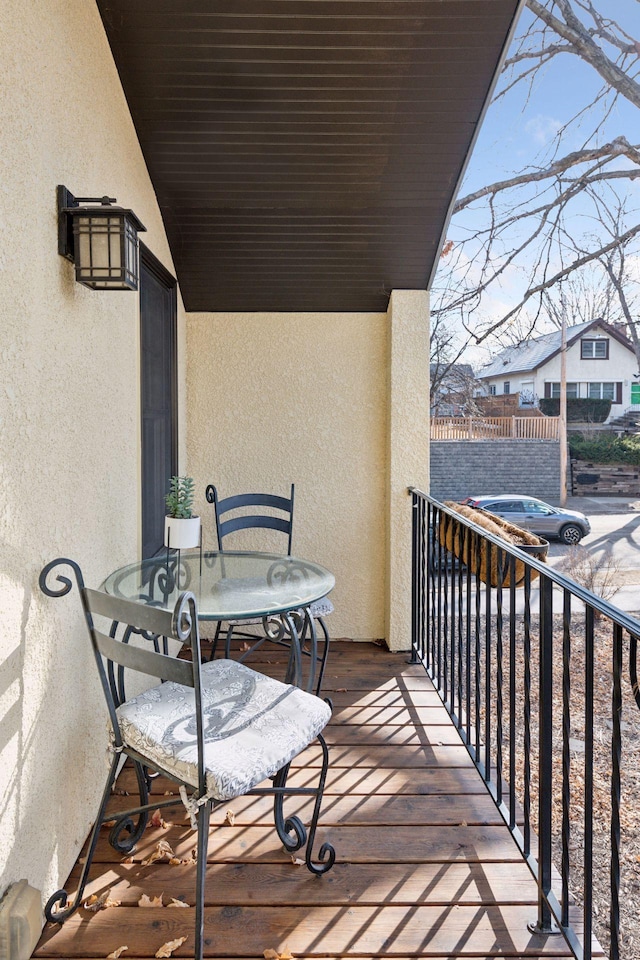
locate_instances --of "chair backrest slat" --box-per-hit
[218,492,293,515]
[85,588,176,640]
[93,628,194,687]
[207,484,295,555]
[219,514,291,539]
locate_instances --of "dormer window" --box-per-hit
[581,338,608,359]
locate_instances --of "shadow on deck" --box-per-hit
[33,641,586,959]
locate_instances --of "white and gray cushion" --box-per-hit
[116,659,331,802]
[223,596,334,628]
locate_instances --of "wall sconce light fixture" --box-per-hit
[57,185,147,291]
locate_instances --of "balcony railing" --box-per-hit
[431,415,560,440]
[410,489,640,960]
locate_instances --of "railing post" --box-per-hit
[512,415,516,438]
[409,491,419,664]
[529,574,559,935]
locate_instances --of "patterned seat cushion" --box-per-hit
[226,597,334,627]
[116,659,331,801]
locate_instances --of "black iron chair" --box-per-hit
[39,558,335,960]
[205,484,333,694]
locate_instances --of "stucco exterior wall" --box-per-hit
[186,312,388,641]
[0,0,186,907]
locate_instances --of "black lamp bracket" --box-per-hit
[57,185,118,261]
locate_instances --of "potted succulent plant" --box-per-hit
[164,476,200,549]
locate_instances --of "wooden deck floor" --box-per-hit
[33,640,584,959]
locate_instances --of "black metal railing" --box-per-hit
[410,489,640,960]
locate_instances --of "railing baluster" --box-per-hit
[523,567,532,858]
[611,622,622,960]
[509,557,517,831]
[584,604,595,960]
[474,530,482,764]
[496,547,504,805]
[561,588,571,929]
[534,573,555,934]
[484,541,492,781]
[466,551,472,746]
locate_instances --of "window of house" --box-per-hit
[503,381,510,394]
[581,338,609,359]
[551,382,578,399]
[588,382,616,400]
[489,384,496,395]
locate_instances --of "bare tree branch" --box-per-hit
[527,0,640,108]
[474,221,640,344]
[453,138,640,213]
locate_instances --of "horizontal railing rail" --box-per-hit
[409,488,640,960]
[431,415,560,440]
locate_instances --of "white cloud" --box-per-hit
[524,114,563,146]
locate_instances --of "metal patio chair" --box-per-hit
[39,558,335,960]
[205,483,333,694]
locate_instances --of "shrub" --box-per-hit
[539,398,611,421]
[569,433,640,465]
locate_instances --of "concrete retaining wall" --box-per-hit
[430,441,561,502]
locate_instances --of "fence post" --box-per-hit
[512,415,516,438]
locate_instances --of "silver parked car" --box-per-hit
[460,495,591,544]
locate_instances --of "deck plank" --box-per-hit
[32,640,579,960]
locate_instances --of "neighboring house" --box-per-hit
[0,0,522,934]
[476,319,639,421]
[430,363,476,416]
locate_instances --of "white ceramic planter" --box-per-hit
[164,515,201,549]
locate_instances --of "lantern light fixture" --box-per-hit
[57,185,146,291]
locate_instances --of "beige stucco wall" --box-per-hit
[0,0,186,907]
[386,291,430,651]
[186,312,388,641]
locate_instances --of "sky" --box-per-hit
[438,0,640,370]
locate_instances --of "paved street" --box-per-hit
[544,497,640,616]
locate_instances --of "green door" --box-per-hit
[632,383,640,406]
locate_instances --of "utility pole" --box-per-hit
[559,310,567,506]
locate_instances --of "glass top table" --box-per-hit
[100,550,335,622]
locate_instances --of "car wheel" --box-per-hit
[560,524,583,545]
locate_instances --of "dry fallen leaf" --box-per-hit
[167,898,190,908]
[224,810,236,826]
[263,950,295,960]
[106,948,128,959]
[149,809,173,830]
[335,688,348,693]
[138,893,164,908]
[84,890,121,912]
[169,857,182,866]
[155,936,187,958]
[121,856,134,864]
[103,819,118,829]
[240,641,251,651]
[290,856,304,866]
[142,839,175,866]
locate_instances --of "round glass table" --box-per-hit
[100,550,335,621]
[100,551,334,692]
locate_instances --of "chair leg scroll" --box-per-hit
[271,733,335,876]
[304,733,335,875]
[44,752,121,924]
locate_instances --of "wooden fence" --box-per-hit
[431,416,560,440]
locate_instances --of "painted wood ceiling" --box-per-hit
[96,0,522,312]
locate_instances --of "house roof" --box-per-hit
[96,0,523,312]
[477,319,635,380]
